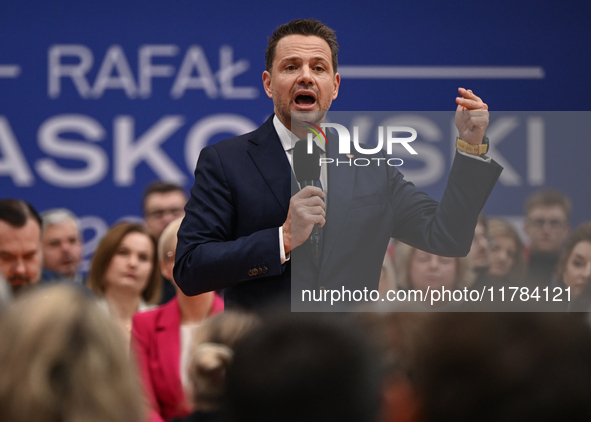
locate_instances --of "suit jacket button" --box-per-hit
[258,267,263,275]
[248,269,253,276]
[252,268,259,276]
[262,266,268,274]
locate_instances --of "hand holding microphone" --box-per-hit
[281,140,325,257]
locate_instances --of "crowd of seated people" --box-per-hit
[1,184,591,421]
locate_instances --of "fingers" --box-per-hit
[298,185,325,199]
[456,87,488,111]
[454,88,489,143]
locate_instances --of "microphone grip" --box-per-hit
[300,179,322,259]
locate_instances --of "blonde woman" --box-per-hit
[395,241,473,307]
[487,218,526,284]
[0,284,145,422]
[170,311,260,422]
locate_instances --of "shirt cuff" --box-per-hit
[457,149,492,163]
[279,227,290,264]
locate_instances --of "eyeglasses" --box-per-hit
[528,218,566,229]
[145,207,184,219]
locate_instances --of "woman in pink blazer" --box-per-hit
[132,218,224,422]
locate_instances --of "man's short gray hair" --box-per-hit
[40,208,80,233]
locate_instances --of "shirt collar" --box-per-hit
[273,115,325,153]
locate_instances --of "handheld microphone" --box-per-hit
[293,139,322,259]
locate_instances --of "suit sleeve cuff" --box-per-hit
[457,149,492,163]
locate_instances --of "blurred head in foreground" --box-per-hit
[410,313,591,422]
[187,311,260,413]
[0,284,145,422]
[225,315,381,422]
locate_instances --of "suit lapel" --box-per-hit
[321,131,356,269]
[247,117,295,214]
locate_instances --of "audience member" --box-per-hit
[0,272,10,310]
[0,199,42,292]
[395,241,472,308]
[409,313,591,422]
[358,312,425,422]
[132,218,224,422]
[466,213,494,288]
[524,189,571,286]
[379,250,398,296]
[88,222,161,344]
[169,311,260,422]
[39,208,84,284]
[0,284,145,422]
[225,314,382,422]
[554,222,591,305]
[487,218,526,284]
[142,181,187,304]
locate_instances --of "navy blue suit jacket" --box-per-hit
[175,115,502,310]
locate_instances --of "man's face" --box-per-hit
[467,222,490,271]
[524,205,569,254]
[42,219,82,279]
[0,219,42,290]
[262,34,341,131]
[144,191,186,240]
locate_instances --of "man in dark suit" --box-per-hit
[174,19,502,311]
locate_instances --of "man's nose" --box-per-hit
[297,65,313,84]
[13,257,26,275]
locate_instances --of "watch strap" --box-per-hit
[456,136,489,155]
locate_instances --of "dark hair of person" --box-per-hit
[524,188,572,218]
[225,314,381,422]
[0,199,41,228]
[265,18,339,73]
[410,313,591,422]
[556,222,591,280]
[141,181,186,215]
[87,223,161,304]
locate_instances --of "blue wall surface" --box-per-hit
[1,0,589,266]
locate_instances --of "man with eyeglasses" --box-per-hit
[523,189,571,287]
[142,181,187,303]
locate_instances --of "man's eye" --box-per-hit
[315,66,325,71]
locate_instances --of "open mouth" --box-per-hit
[295,94,316,105]
[293,91,317,108]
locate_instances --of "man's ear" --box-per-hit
[332,72,341,100]
[262,70,273,99]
